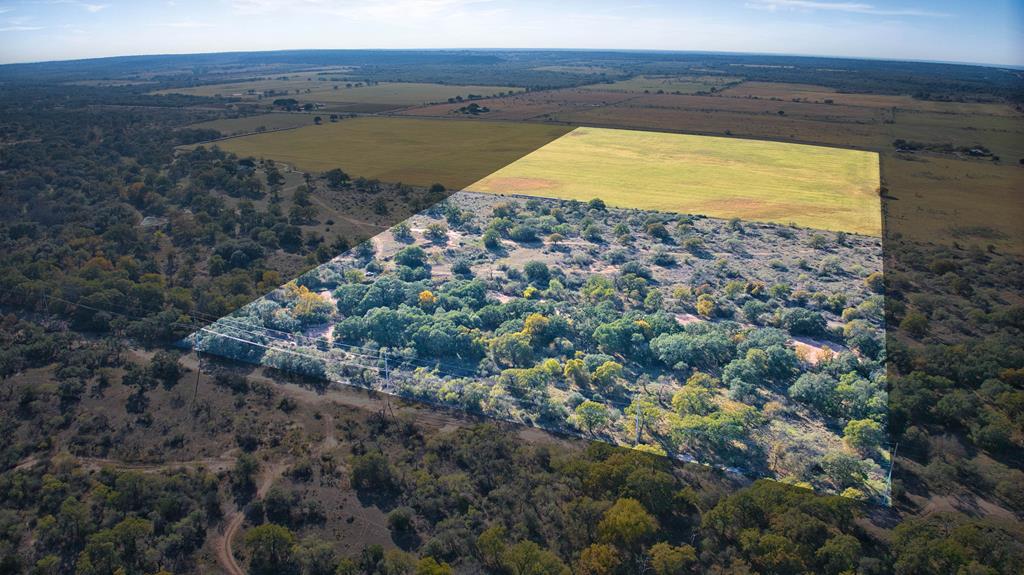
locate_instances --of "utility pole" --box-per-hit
[885,442,897,506]
[191,351,203,412]
[380,349,396,420]
[635,408,642,445]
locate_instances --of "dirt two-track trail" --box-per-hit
[186,350,574,574]
[215,462,286,575]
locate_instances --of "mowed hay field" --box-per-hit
[209,117,573,189]
[469,126,882,235]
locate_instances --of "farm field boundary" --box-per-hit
[469,126,882,236]
[202,116,574,190]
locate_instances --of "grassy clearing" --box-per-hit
[185,113,319,136]
[469,126,882,235]
[208,117,573,189]
[582,75,742,94]
[883,154,1024,251]
[156,80,520,108]
[400,83,1018,243]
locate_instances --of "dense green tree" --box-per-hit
[648,542,697,575]
[350,452,394,491]
[782,307,828,337]
[575,400,610,434]
[575,543,620,575]
[843,418,884,451]
[523,261,551,287]
[395,246,428,268]
[296,539,337,575]
[598,498,657,549]
[244,524,297,575]
[501,541,570,575]
[815,533,861,575]
[489,332,535,368]
[324,168,350,190]
[416,556,454,575]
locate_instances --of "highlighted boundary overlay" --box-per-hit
[204,116,575,191]
[192,128,888,501]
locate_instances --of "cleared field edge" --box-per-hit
[199,116,574,190]
[466,126,883,236]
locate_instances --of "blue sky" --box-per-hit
[0,0,1021,66]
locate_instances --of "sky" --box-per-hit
[0,0,1021,67]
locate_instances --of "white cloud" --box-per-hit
[160,20,215,28]
[0,25,44,31]
[28,1,110,12]
[746,0,948,18]
[60,23,89,33]
[229,0,494,18]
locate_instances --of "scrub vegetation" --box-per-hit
[197,192,888,497]
[0,49,1021,574]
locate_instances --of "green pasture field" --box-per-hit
[469,126,882,235]
[155,80,521,108]
[207,117,573,189]
[185,113,318,136]
[582,74,742,94]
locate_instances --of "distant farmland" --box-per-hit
[185,113,318,136]
[581,74,742,94]
[208,117,573,189]
[719,81,1021,115]
[156,80,521,110]
[469,126,882,235]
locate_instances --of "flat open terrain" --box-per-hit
[156,79,520,110]
[399,88,638,120]
[582,74,742,94]
[185,113,319,136]
[400,85,1023,249]
[720,81,1021,115]
[208,117,573,189]
[469,126,882,235]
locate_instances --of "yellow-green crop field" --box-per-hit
[469,126,882,235]
[156,80,521,108]
[207,117,573,190]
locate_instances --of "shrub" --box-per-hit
[843,418,884,451]
[509,224,538,243]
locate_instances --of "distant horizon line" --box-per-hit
[2,46,1021,71]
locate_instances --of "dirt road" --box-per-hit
[215,462,286,575]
